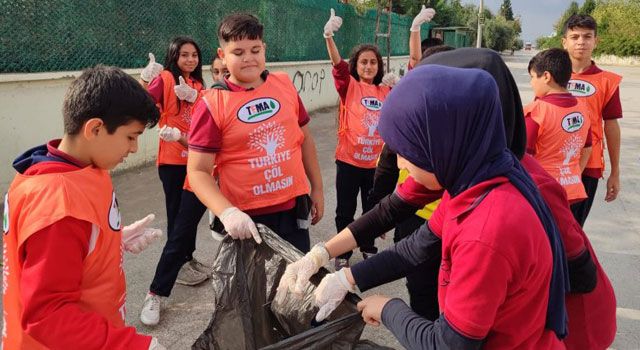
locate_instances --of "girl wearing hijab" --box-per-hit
[325,65,568,349]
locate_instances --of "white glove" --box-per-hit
[141,53,163,83]
[314,269,356,322]
[275,243,330,304]
[148,337,166,350]
[219,207,262,244]
[382,72,400,87]
[158,125,182,142]
[122,214,163,254]
[323,8,343,38]
[174,76,198,103]
[410,5,436,32]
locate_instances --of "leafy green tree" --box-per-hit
[554,1,580,35]
[580,0,597,15]
[500,0,514,21]
[484,15,515,52]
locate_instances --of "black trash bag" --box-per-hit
[192,224,389,350]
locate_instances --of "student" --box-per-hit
[320,65,569,349]
[562,14,623,226]
[210,52,229,85]
[2,66,165,349]
[323,8,394,268]
[187,12,323,255]
[525,48,592,204]
[279,48,615,349]
[141,37,211,286]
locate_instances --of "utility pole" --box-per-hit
[476,0,484,48]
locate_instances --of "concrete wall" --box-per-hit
[0,56,409,195]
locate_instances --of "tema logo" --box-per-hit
[3,193,8,233]
[561,112,585,133]
[361,97,383,111]
[108,192,121,231]
[237,98,281,123]
[567,79,596,97]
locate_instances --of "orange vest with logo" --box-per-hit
[2,167,126,349]
[200,72,310,211]
[336,77,390,169]
[525,98,592,201]
[157,70,204,166]
[567,70,621,172]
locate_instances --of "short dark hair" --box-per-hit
[163,36,204,86]
[211,51,221,66]
[63,65,160,135]
[527,48,572,87]
[218,13,264,45]
[421,37,444,52]
[563,14,597,36]
[348,44,384,86]
[422,45,455,59]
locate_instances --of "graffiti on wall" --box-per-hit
[292,68,326,95]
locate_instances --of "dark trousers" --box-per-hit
[150,190,207,297]
[570,175,599,227]
[335,160,376,260]
[394,217,440,321]
[253,208,310,253]
[158,165,187,240]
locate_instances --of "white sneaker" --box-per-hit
[140,293,163,326]
[176,261,208,286]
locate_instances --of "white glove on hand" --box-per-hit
[382,72,400,87]
[148,337,166,350]
[314,269,356,322]
[410,5,436,32]
[174,76,198,103]
[323,8,343,38]
[158,125,182,142]
[141,53,163,83]
[219,207,262,244]
[274,243,330,304]
[122,214,163,254]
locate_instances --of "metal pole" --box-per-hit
[476,0,484,48]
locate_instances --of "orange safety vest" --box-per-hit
[567,70,621,172]
[2,167,126,349]
[525,97,592,201]
[200,72,310,211]
[156,70,204,166]
[336,77,390,169]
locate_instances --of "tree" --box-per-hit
[554,1,580,35]
[499,0,514,21]
[484,16,515,52]
[580,0,596,15]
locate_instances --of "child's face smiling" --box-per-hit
[357,50,378,84]
[219,38,266,85]
[177,43,199,75]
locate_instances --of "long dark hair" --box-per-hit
[348,44,384,86]
[163,36,204,86]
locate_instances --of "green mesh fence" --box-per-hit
[0,0,430,74]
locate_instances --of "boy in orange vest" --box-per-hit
[525,48,593,205]
[562,14,623,226]
[186,7,323,299]
[2,66,166,349]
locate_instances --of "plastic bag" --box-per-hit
[192,224,389,350]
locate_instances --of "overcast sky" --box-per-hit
[461,0,586,42]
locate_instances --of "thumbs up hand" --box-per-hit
[174,76,198,103]
[410,5,436,32]
[141,53,164,83]
[323,8,343,38]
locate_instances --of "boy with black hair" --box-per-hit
[525,48,593,206]
[562,14,623,226]
[2,65,165,349]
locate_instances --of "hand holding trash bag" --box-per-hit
[275,243,330,302]
[219,206,262,244]
[314,269,356,322]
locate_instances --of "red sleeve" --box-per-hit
[602,87,622,120]
[525,113,539,155]
[584,127,593,147]
[332,60,351,101]
[427,195,447,238]
[444,242,511,338]
[20,218,151,349]
[188,99,222,153]
[147,75,164,105]
[396,176,443,207]
[297,95,310,126]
